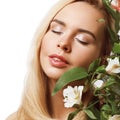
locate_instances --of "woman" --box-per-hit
[7,0,113,120]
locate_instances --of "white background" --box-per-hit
[0,0,58,119]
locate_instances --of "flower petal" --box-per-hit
[106,57,120,74]
[63,86,84,108]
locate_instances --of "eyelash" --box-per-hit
[51,28,89,45]
[75,38,89,45]
[51,30,63,35]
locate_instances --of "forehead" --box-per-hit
[52,1,106,41]
[53,1,105,32]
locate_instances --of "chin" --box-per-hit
[44,69,65,81]
[47,72,63,81]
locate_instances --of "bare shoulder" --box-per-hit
[6,112,17,120]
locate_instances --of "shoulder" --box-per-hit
[6,112,17,120]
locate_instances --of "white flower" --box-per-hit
[110,0,120,12]
[106,57,120,74]
[110,51,115,56]
[118,30,120,40]
[63,86,84,108]
[111,0,118,6]
[93,80,104,88]
[109,115,120,120]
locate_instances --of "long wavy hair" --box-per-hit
[7,0,113,120]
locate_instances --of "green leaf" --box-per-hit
[112,43,120,54]
[88,59,101,73]
[114,11,120,32]
[52,67,88,96]
[102,0,116,19]
[107,27,117,44]
[67,109,80,120]
[110,83,120,96]
[98,18,105,23]
[102,0,119,43]
[100,111,109,120]
[108,98,118,114]
[101,104,112,112]
[104,77,117,88]
[96,65,106,73]
[84,109,97,119]
[86,104,100,120]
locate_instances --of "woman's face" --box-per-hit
[40,2,105,80]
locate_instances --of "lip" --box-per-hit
[49,54,68,68]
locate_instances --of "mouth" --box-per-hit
[49,54,68,68]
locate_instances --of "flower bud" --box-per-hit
[93,80,104,89]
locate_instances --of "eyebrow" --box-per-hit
[52,19,96,41]
[52,19,66,26]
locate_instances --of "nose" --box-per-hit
[57,36,72,53]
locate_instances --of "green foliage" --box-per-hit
[67,109,80,120]
[51,0,120,119]
[113,43,120,54]
[84,109,97,120]
[102,0,120,43]
[52,67,88,96]
[88,59,101,73]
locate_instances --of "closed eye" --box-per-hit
[51,30,63,35]
[75,38,89,45]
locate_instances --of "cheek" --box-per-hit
[72,45,101,68]
[40,34,55,55]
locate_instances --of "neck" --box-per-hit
[46,78,75,120]
[46,78,93,120]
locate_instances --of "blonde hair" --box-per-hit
[7,0,113,120]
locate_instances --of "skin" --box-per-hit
[40,2,106,119]
[40,2,105,80]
